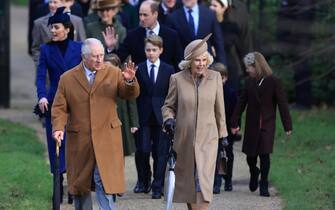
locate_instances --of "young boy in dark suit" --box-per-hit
[134,35,175,199]
[212,62,239,193]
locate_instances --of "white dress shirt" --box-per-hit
[146,59,160,83]
[183,4,199,35]
[146,22,160,37]
[83,64,96,82]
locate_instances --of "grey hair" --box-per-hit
[81,38,104,58]
[178,51,214,71]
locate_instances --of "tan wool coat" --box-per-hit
[162,69,228,203]
[52,62,139,195]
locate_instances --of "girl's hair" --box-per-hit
[211,62,228,76]
[244,51,272,78]
[105,53,121,67]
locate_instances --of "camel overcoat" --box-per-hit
[231,76,292,156]
[162,69,228,203]
[52,62,139,195]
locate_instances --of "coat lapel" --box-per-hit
[155,64,166,87]
[73,63,90,93]
[197,6,205,38]
[91,65,108,94]
[63,41,78,70]
[177,9,194,41]
[139,64,153,90]
[42,16,51,37]
[251,79,261,104]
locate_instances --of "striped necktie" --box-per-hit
[88,71,96,86]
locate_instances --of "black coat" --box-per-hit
[231,76,292,156]
[157,1,181,25]
[223,84,238,133]
[166,5,226,64]
[220,0,252,90]
[116,24,183,70]
[28,0,46,55]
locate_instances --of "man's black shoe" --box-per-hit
[213,185,221,194]
[249,167,260,192]
[224,179,233,191]
[143,183,152,193]
[133,182,145,193]
[152,191,162,199]
[68,193,73,204]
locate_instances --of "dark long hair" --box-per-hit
[63,21,74,40]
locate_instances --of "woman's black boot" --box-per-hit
[249,167,260,192]
[259,180,270,197]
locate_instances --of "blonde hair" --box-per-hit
[211,62,228,77]
[244,51,272,79]
[145,34,163,49]
[105,53,121,67]
[178,51,214,71]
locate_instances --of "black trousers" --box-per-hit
[246,154,270,181]
[134,123,169,193]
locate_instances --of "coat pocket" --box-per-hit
[110,119,122,128]
[66,125,79,133]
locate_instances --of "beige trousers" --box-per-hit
[186,192,209,210]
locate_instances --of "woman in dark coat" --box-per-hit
[36,7,82,203]
[209,0,252,91]
[231,52,292,197]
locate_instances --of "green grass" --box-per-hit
[12,0,28,6]
[0,119,52,209]
[271,109,335,210]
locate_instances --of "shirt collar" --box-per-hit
[146,59,160,69]
[183,3,199,14]
[146,21,160,36]
[83,63,96,77]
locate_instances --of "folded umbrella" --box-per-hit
[53,143,61,210]
[165,137,177,210]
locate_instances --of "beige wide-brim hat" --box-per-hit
[97,0,120,9]
[184,33,212,60]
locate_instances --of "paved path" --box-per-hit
[0,5,283,210]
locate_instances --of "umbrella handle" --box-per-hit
[56,143,59,157]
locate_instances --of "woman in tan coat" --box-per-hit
[162,34,228,210]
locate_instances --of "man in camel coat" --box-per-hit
[51,38,139,209]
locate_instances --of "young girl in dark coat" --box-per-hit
[231,52,292,197]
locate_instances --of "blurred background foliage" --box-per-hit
[244,0,335,106]
[12,0,28,6]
